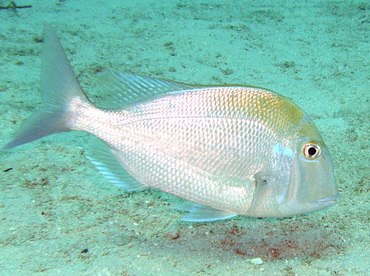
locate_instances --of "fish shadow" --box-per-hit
[158,218,344,261]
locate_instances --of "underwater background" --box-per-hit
[0,0,369,275]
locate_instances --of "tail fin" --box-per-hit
[2,23,90,150]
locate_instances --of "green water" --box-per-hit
[0,0,368,275]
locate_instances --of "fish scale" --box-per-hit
[75,88,301,215]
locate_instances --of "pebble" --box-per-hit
[248,258,264,265]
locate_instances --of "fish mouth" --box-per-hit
[279,194,340,218]
[314,194,340,206]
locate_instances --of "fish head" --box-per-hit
[277,117,339,217]
[247,113,339,218]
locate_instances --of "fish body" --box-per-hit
[2,24,339,221]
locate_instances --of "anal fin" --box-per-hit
[86,137,147,191]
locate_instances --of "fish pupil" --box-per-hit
[308,147,317,156]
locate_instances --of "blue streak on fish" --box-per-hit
[1,24,339,222]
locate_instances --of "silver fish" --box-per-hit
[2,24,339,222]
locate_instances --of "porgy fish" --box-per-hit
[2,24,339,221]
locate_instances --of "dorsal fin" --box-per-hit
[95,72,198,108]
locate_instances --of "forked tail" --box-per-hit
[2,23,90,150]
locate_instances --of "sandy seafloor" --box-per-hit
[0,0,369,275]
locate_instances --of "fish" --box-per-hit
[1,24,339,222]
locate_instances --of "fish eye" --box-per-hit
[303,142,321,159]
